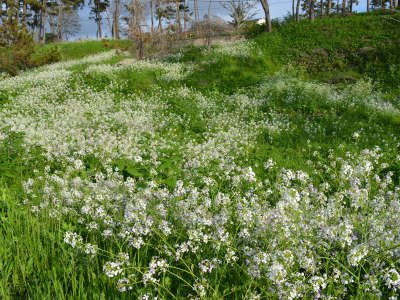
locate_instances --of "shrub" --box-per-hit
[0,23,61,75]
[31,46,62,67]
[45,33,58,43]
[0,21,35,75]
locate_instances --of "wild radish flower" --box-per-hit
[225,249,238,264]
[280,188,300,209]
[23,178,34,194]
[117,252,130,264]
[139,293,158,300]
[347,244,368,266]
[133,155,142,163]
[73,159,84,169]
[267,262,287,285]
[241,167,257,182]
[199,258,221,273]
[102,229,113,237]
[309,275,327,293]
[64,231,83,249]
[264,158,276,170]
[84,243,98,257]
[340,163,354,179]
[116,278,132,292]
[143,257,169,285]
[193,278,209,298]
[384,268,400,291]
[103,261,124,278]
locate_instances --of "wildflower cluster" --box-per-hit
[211,40,256,58]
[2,51,400,298]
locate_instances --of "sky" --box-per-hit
[75,0,368,39]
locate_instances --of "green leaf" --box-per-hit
[158,160,173,171]
[162,177,177,189]
[125,167,144,178]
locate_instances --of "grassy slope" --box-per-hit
[34,39,131,61]
[253,11,400,89]
[0,13,400,299]
[176,11,400,94]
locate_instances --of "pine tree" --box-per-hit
[90,0,109,39]
[0,0,35,74]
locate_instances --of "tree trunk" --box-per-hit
[260,0,272,32]
[115,0,120,39]
[38,9,42,39]
[42,0,47,43]
[156,0,162,33]
[207,0,212,51]
[296,0,301,21]
[321,0,324,16]
[138,27,143,59]
[150,0,154,33]
[176,0,181,35]
[23,0,28,27]
[367,0,370,12]
[50,21,56,34]
[310,0,315,22]
[97,19,102,39]
[327,0,332,15]
[57,0,63,41]
[6,0,13,24]
[350,0,353,12]
[292,0,295,18]
[194,0,199,22]
[183,0,187,32]
[342,0,346,15]
[16,0,20,21]
[34,18,39,41]
[129,2,134,40]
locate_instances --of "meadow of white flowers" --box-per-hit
[1,49,400,299]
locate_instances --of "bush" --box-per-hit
[244,22,265,38]
[0,25,61,75]
[0,46,35,76]
[31,46,61,67]
[0,21,35,75]
[45,33,58,43]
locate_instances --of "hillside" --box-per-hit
[167,11,400,94]
[254,11,400,90]
[34,39,131,61]
[1,12,400,299]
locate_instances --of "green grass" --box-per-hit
[34,39,131,61]
[252,11,400,90]
[169,11,400,94]
[0,189,126,298]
